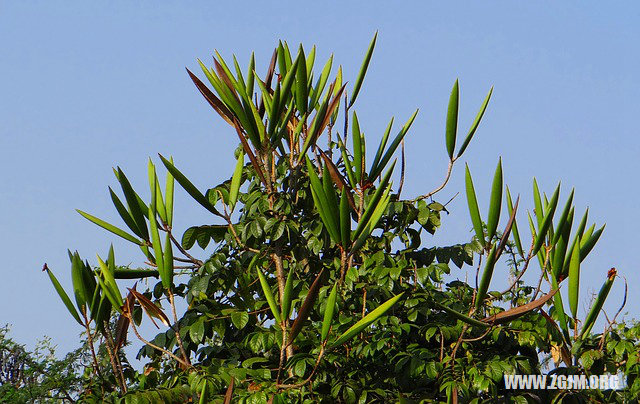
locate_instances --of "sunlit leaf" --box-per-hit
[457,86,493,158]
[445,79,459,160]
[486,158,503,241]
[45,266,83,325]
[465,164,485,248]
[349,31,377,107]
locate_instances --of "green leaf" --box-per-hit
[323,165,341,243]
[309,55,332,109]
[506,186,524,258]
[465,164,485,248]
[294,45,308,115]
[349,31,377,107]
[190,318,205,343]
[353,162,395,241]
[70,253,87,311]
[148,162,165,287]
[229,152,244,211]
[331,292,403,347]
[486,158,503,241]
[457,86,493,158]
[532,178,543,226]
[551,275,570,341]
[532,183,560,255]
[369,110,418,180]
[580,269,616,339]
[165,156,175,227]
[231,311,249,330]
[163,233,174,290]
[96,254,123,311]
[370,117,394,175]
[321,283,339,341]
[338,138,358,189]
[579,224,605,263]
[159,154,222,217]
[339,189,351,248]
[568,236,581,318]
[115,167,149,241]
[153,172,167,225]
[552,188,575,245]
[279,50,301,106]
[76,210,143,246]
[352,111,363,183]
[108,187,144,239]
[45,267,83,325]
[445,79,459,160]
[306,157,340,243]
[552,208,573,280]
[199,380,208,404]
[351,186,391,253]
[246,52,255,97]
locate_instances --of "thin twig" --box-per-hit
[128,313,190,368]
[276,346,325,389]
[102,320,127,393]
[530,246,552,303]
[167,230,203,266]
[81,310,102,380]
[414,159,454,201]
[501,239,536,296]
[167,289,191,366]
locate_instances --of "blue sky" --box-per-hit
[1,2,639,356]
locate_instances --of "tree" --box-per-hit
[41,35,640,403]
[0,326,85,403]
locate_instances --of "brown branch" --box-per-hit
[128,313,190,369]
[414,159,454,201]
[276,346,325,389]
[101,320,127,393]
[167,230,203,266]
[167,289,191,367]
[81,310,102,380]
[462,326,495,342]
[501,239,536,296]
[530,246,552,303]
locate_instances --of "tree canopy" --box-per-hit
[16,36,640,403]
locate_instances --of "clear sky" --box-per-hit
[1,2,639,356]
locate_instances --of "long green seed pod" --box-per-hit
[434,301,489,328]
[331,292,404,348]
[255,260,282,325]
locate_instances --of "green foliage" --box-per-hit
[36,35,640,403]
[0,326,84,403]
